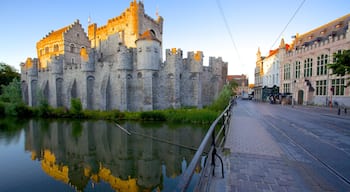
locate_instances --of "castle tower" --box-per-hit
[87,0,163,49]
[164,48,183,108]
[22,58,39,107]
[135,30,161,111]
[114,45,133,111]
[185,51,204,108]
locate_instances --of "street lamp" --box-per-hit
[325,48,330,108]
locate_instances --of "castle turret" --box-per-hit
[134,30,161,111]
[135,30,161,70]
[184,51,204,108]
[187,51,203,73]
[23,58,39,107]
[116,45,133,70]
[164,48,183,108]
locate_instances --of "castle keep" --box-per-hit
[20,1,228,111]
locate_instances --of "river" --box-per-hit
[0,118,208,192]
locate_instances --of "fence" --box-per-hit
[176,101,234,191]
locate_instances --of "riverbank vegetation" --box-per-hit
[0,62,236,124]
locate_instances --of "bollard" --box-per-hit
[338,108,341,115]
[345,108,347,114]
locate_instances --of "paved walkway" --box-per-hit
[208,102,344,192]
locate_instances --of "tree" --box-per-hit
[0,62,20,94]
[0,78,25,116]
[328,50,350,85]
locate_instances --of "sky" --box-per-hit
[0,0,349,83]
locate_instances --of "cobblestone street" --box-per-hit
[210,100,350,192]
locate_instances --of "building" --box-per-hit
[255,13,350,106]
[280,14,350,106]
[227,74,249,97]
[254,48,264,101]
[20,1,228,111]
[254,41,285,101]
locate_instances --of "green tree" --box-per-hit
[0,62,20,94]
[209,84,233,111]
[328,50,350,85]
[0,78,26,116]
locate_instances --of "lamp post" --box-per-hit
[292,80,296,107]
[325,48,331,108]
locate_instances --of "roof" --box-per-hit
[292,13,350,48]
[136,30,161,43]
[37,20,80,47]
[227,74,247,81]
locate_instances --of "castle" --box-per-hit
[20,1,227,111]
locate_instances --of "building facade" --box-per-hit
[254,48,264,101]
[255,13,350,106]
[227,74,249,97]
[280,14,350,106]
[20,1,227,111]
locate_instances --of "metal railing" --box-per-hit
[176,101,234,191]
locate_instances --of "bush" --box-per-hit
[140,111,166,121]
[0,102,5,117]
[15,103,32,117]
[164,108,218,124]
[70,98,82,114]
[38,99,52,117]
[209,85,232,111]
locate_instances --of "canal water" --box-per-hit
[0,118,208,192]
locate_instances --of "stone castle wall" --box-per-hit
[20,1,227,112]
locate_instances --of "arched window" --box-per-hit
[71,58,75,64]
[150,29,156,37]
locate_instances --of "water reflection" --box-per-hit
[24,119,206,191]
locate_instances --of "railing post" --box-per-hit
[211,129,216,176]
[176,104,232,191]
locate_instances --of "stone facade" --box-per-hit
[255,13,350,107]
[20,1,227,111]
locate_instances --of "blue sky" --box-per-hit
[0,0,349,83]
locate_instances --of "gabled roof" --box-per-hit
[37,20,80,47]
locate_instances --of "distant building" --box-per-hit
[20,1,228,111]
[227,74,249,97]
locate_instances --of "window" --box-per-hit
[304,58,313,77]
[70,44,75,53]
[295,61,301,78]
[317,54,328,76]
[283,83,290,93]
[40,49,43,56]
[316,80,327,95]
[137,72,142,78]
[45,47,49,54]
[283,63,291,80]
[333,50,342,63]
[54,44,59,52]
[331,78,345,96]
[71,58,75,64]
